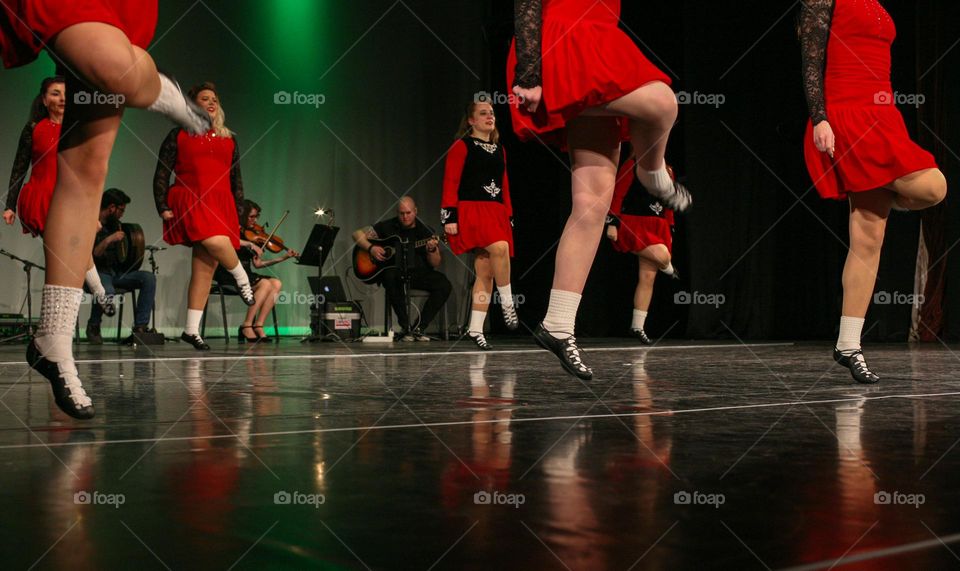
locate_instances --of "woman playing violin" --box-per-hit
[216,199,299,342]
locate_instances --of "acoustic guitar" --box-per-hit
[353,234,445,284]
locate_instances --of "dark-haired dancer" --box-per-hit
[4,77,115,321]
[1,2,209,418]
[155,82,254,351]
[801,0,946,383]
[606,151,679,345]
[508,0,691,380]
[442,100,517,350]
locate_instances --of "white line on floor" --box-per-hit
[0,342,794,366]
[0,388,957,450]
[778,531,960,571]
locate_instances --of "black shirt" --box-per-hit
[372,218,435,271]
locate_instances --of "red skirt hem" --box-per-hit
[446,201,514,256]
[611,215,672,254]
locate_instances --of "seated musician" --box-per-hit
[352,196,451,341]
[86,188,157,344]
[213,199,298,343]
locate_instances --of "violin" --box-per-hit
[242,210,300,258]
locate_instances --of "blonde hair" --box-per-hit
[455,100,499,144]
[188,81,233,139]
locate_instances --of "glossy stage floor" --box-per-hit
[1,337,959,570]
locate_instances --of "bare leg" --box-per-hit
[483,241,511,287]
[843,190,893,317]
[472,253,494,313]
[553,116,621,293]
[199,235,241,269]
[188,245,218,311]
[583,81,677,171]
[254,279,282,331]
[634,244,671,312]
[887,168,947,211]
[243,280,271,327]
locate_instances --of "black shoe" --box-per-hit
[85,324,103,345]
[181,332,211,351]
[253,326,275,342]
[238,326,259,344]
[408,328,430,342]
[532,323,592,380]
[468,332,492,351]
[26,340,95,419]
[631,329,653,345]
[661,266,680,280]
[238,283,255,306]
[502,304,519,331]
[95,293,116,317]
[833,348,880,384]
[637,163,692,212]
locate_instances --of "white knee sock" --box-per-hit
[227,262,250,287]
[185,308,204,336]
[85,268,105,298]
[497,284,514,309]
[542,289,581,339]
[147,73,209,135]
[836,316,865,354]
[468,310,487,335]
[34,285,83,363]
[632,309,648,331]
[636,161,673,196]
[661,262,676,276]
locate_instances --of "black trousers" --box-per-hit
[379,267,452,331]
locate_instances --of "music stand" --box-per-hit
[0,248,45,343]
[297,224,339,342]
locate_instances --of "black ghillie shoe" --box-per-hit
[468,332,492,351]
[833,348,880,384]
[533,323,592,381]
[181,332,211,351]
[27,341,95,419]
[631,329,653,345]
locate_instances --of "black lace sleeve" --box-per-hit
[6,122,35,211]
[513,0,542,89]
[800,0,834,126]
[229,138,245,218]
[153,128,179,215]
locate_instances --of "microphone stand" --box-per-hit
[144,245,168,338]
[0,248,45,343]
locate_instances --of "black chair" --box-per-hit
[112,287,137,342]
[384,288,449,340]
[201,281,279,341]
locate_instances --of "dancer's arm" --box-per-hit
[441,139,467,233]
[153,128,179,218]
[230,139,245,219]
[512,0,543,112]
[4,123,35,220]
[800,0,835,155]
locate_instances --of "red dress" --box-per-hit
[803,0,937,200]
[608,158,674,254]
[441,136,514,256]
[157,129,242,249]
[506,0,672,147]
[9,118,60,236]
[0,0,157,68]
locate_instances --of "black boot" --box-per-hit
[85,324,103,345]
[181,332,211,351]
[833,348,880,384]
[532,323,592,380]
[26,341,95,419]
